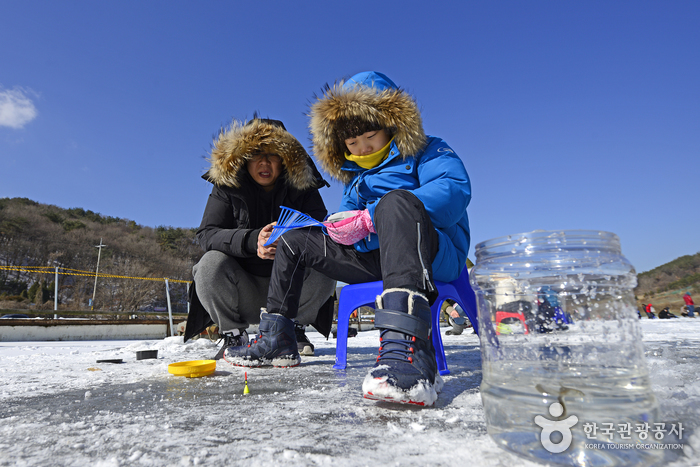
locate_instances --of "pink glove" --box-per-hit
[323,210,376,245]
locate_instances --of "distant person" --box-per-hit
[442,300,472,335]
[683,292,695,317]
[646,303,657,319]
[184,117,336,359]
[658,307,678,319]
[535,286,568,332]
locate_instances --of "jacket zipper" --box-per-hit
[417,222,435,293]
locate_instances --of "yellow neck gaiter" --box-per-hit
[345,137,394,169]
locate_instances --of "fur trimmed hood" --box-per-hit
[204,118,321,190]
[309,71,427,185]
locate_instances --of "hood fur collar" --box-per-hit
[309,78,427,185]
[204,118,317,190]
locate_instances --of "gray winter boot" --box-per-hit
[445,315,465,335]
[223,310,301,368]
[362,289,443,406]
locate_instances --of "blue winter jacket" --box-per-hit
[338,137,471,282]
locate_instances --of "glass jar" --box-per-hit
[470,230,661,466]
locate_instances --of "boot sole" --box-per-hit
[363,391,430,406]
[362,374,444,407]
[223,355,301,368]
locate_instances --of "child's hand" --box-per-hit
[324,210,375,245]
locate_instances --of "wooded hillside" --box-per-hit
[635,252,700,313]
[0,197,203,313]
[2,196,698,316]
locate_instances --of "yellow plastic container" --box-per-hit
[167,360,216,378]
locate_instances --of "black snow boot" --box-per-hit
[362,289,442,406]
[213,329,249,360]
[223,310,300,368]
[294,322,315,356]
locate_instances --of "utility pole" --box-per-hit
[54,266,58,319]
[91,238,106,311]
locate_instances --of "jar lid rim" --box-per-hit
[475,229,621,253]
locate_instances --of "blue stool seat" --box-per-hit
[333,266,479,375]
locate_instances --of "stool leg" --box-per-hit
[457,269,480,336]
[431,300,450,376]
[333,298,352,370]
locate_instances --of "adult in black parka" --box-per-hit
[184,117,336,359]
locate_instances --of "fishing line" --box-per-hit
[278,226,318,316]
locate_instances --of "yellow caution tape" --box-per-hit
[0,266,191,284]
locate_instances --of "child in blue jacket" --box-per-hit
[225,72,472,406]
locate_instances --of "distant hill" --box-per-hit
[0,197,203,313]
[635,252,700,314]
[2,197,698,316]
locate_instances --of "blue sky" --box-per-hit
[1,1,698,273]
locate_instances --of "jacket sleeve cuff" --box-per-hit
[244,228,262,254]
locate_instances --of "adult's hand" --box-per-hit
[257,222,277,259]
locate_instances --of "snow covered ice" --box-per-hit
[1,320,699,466]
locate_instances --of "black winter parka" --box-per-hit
[185,118,331,341]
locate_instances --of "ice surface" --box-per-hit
[0,320,699,466]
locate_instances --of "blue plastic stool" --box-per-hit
[333,266,479,375]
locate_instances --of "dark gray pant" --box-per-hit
[268,190,439,318]
[193,250,336,333]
